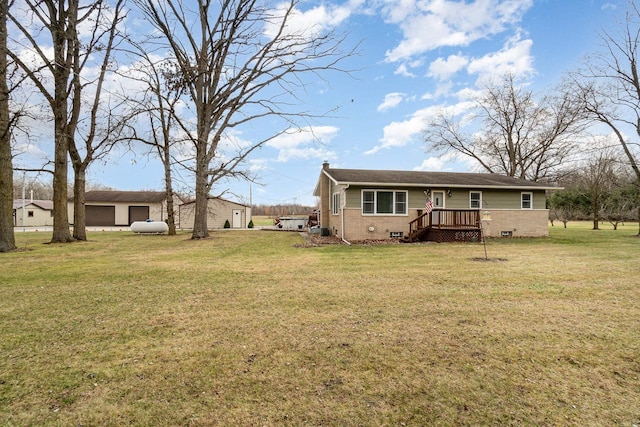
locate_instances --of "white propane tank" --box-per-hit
[130,220,169,234]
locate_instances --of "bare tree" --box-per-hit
[548,188,589,228]
[67,0,127,241]
[124,53,185,235]
[575,151,622,230]
[574,2,640,186]
[135,0,355,239]
[600,177,638,230]
[426,73,587,181]
[8,0,126,242]
[0,0,14,252]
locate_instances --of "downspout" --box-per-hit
[341,184,351,245]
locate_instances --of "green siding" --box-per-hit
[344,186,547,210]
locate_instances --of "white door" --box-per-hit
[432,191,445,209]
[432,191,445,225]
[232,209,242,228]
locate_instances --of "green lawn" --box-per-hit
[1,223,639,426]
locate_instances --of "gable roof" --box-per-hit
[179,196,249,208]
[13,200,54,210]
[315,166,558,195]
[73,190,167,203]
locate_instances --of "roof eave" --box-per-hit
[328,180,559,191]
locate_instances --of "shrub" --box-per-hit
[248,220,254,228]
[224,219,231,228]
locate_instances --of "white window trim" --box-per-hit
[521,192,533,209]
[469,191,482,209]
[361,189,408,216]
[332,192,340,215]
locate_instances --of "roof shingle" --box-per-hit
[323,168,557,189]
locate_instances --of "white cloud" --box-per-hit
[367,97,478,155]
[265,2,353,40]
[413,156,446,171]
[377,92,406,112]
[267,126,339,162]
[413,151,479,172]
[383,0,533,62]
[394,64,416,77]
[428,53,469,80]
[467,34,534,81]
[366,106,440,154]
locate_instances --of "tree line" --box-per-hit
[548,154,639,232]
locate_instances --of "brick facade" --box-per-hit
[479,209,549,237]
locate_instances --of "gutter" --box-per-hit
[340,184,351,246]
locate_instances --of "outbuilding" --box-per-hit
[177,197,252,229]
[68,190,171,226]
[12,199,54,227]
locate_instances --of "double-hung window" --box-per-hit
[469,191,482,209]
[332,192,340,215]
[521,192,533,209]
[362,190,407,215]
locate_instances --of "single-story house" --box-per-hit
[13,199,54,227]
[177,197,252,229]
[314,162,559,242]
[68,190,172,226]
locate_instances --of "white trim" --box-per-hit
[521,191,533,209]
[332,192,340,215]
[469,191,482,209]
[361,189,408,216]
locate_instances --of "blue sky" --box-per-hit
[16,0,626,206]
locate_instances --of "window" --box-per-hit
[362,190,407,215]
[27,211,34,217]
[469,191,482,209]
[521,192,533,209]
[332,193,340,215]
[362,191,375,214]
[395,192,407,214]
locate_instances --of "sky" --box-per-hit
[14,0,627,206]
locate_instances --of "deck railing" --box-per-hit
[408,209,481,236]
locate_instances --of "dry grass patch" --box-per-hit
[1,224,639,425]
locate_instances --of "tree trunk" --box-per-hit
[72,167,86,240]
[0,0,15,253]
[191,162,210,239]
[49,7,73,244]
[162,144,176,235]
[51,114,72,243]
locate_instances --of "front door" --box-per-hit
[432,191,445,224]
[232,209,242,228]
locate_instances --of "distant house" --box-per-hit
[13,199,54,227]
[68,191,172,226]
[314,162,558,242]
[178,198,252,229]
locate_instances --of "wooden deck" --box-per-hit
[404,209,481,243]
